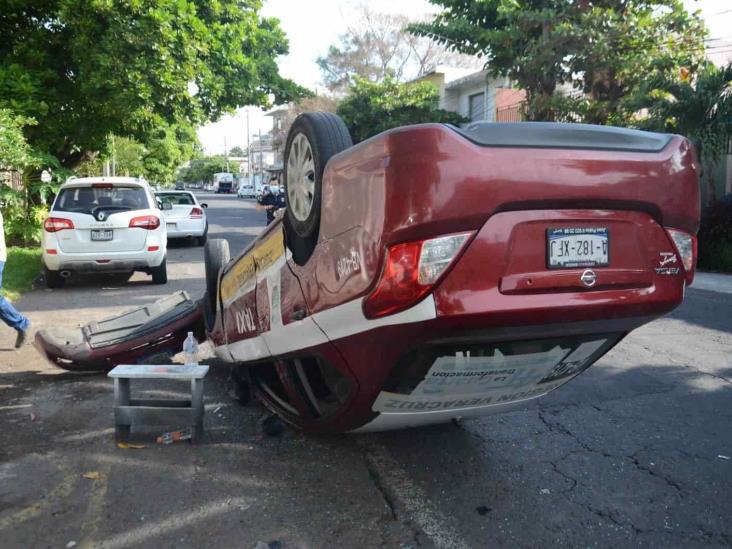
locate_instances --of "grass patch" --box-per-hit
[1,247,42,301]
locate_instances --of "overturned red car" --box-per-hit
[36,113,700,433]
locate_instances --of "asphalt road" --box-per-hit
[1,194,730,548]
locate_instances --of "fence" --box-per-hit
[496,101,526,123]
[0,170,23,191]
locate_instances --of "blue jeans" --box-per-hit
[0,261,30,332]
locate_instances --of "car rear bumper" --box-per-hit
[43,248,165,272]
[165,219,206,239]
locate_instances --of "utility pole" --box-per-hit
[224,136,229,173]
[246,108,251,185]
[111,134,117,176]
[258,128,263,188]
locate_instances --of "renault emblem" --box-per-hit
[97,212,106,221]
[580,269,597,287]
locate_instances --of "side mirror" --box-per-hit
[200,203,208,208]
[162,202,173,211]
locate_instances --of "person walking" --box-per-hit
[0,210,31,348]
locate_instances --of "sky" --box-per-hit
[197,0,732,155]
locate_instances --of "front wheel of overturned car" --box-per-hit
[204,238,230,313]
[44,268,65,289]
[283,112,352,265]
[151,258,168,284]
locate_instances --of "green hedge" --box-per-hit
[697,238,732,273]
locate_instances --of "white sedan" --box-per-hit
[155,191,209,246]
[42,177,168,287]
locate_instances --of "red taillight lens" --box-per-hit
[666,228,697,285]
[363,232,473,319]
[44,217,74,232]
[129,215,160,230]
[92,183,114,189]
[190,207,203,219]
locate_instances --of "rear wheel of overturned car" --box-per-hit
[44,268,65,289]
[283,112,352,264]
[204,238,230,313]
[151,258,168,284]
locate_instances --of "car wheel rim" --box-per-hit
[287,133,316,222]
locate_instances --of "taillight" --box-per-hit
[363,232,473,319]
[190,207,203,219]
[129,215,160,230]
[44,217,75,232]
[666,228,696,285]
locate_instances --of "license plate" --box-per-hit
[547,228,609,268]
[167,222,176,228]
[91,229,113,241]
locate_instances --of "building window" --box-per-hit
[468,92,485,122]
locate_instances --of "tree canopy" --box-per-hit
[634,62,732,204]
[317,6,481,94]
[178,156,231,185]
[337,78,466,143]
[0,0,308,169]
[411,0,706,123]
[0,109,34,171]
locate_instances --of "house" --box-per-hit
[413,66,527,123]
[265,105,292,166]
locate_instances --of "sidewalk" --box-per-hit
[692,271,732,295]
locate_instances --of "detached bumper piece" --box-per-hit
[34,291,205,372]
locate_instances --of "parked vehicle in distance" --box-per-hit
[174,182,185,190]
[212,172,234,194]
[155,191,208,246]
[238,181,255,198]
[36,114,700,436]
[41,176,168,287]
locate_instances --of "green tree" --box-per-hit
[336,78,466,143]
[410,0,705,123]
[564,1,706,125]
[633,63,732,205]
[0,109,34,171]
[0,0,308,169]
[317,5,481,95]
[178,156,230,185]
[228,146,247,157]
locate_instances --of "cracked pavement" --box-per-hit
[1,194,731,548]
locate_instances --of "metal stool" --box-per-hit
[108,364,209,442]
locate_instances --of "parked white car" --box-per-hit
[237,182,255,198]
[155,191,208,245]
[42,177,168,288]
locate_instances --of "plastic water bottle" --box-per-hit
[183,332,199,365]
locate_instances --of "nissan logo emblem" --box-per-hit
[97,212,106,221]
[580,269,597,287]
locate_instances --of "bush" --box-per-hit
[337,77,467,143]
[697,197,732,273]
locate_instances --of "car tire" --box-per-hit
[204,238,230,313]
[151,258,168,284]
[283,112,352,264]
[197,229,208,247]
[45,268,65,289]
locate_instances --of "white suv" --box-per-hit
[42,177,168,288]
